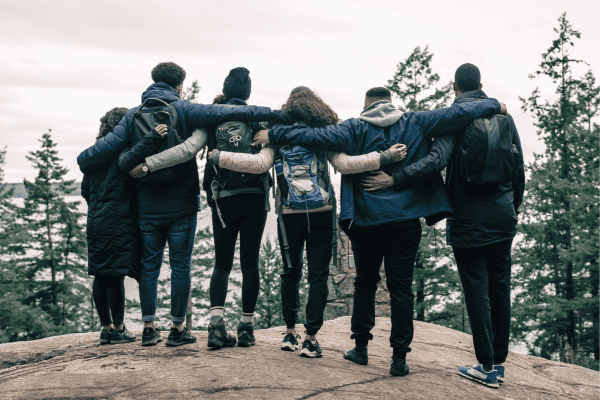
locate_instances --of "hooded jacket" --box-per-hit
[269,98,502,228]
[77,83,276,218]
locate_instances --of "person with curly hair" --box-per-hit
[208,86,406,357]
[81,107,169,345]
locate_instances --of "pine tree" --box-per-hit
[514,13,599,368]
[254,238,284,329]
[19,130,89,335]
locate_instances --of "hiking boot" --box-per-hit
[166,327,196,347]
[281,332,301,351]
[141,327,162,346]
[343,347,368,365]
[495,364,505,383]
[99,328,112,345]
[458,364,499,388]
[299,339,322,358]
[207,316,237,349]
[110,325,137,344]
[389,355,410,376]
[237,322,255,347]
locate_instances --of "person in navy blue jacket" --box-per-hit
[77,62,293,348]
[254,87,506,377]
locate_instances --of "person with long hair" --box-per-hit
[208,86,406,357]
[81,107,168,344]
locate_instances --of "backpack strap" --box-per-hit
[331,197,337,268]
[211,165,226,228]
[278,204,293,269]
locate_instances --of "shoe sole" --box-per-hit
[110,338,137,344]
[166,339,197,347]
[343,353,368,365]
[207,339,237,349]
[237,341,255,347]
[390,366,410,376]
[458,370,499,388]
[281,343,298,351]
[299,349,322,358]
[100,339,110,345]
[141,337,162,346]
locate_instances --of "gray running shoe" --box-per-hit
[237,322,255,347]
[141,327,162,346]
[281,332,301,351]
[99,328,111,345]
[166,327,196,347]
[110,325,137,344]
[207,316,237,349]
[300,339,323,358]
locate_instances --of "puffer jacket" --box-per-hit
[77,83,277,219]
[269,98,502,228]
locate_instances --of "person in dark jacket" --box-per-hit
[363,65,524,388]
[77,62,293,348]
[254,87,506,377]
[81,108,168,345]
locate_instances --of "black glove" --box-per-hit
[269,110,294,126]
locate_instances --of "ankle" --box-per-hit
[482,364,494,373]
[306,335,316,342]
[144,321,156,330]
[115,324,124,331]
[173,322,184,332]
[286,328,297,335]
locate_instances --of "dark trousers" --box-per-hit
[349,219,422,355]
[210,193,268,314]
[93,276,125,327]
[453,239,513,366]
[278,211,333,336]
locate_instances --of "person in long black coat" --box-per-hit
[81,107,167,344]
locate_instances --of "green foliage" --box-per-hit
[254,237,284,329]
[514,13,599,367]
[182,80,201,103]
[386,45,452,112]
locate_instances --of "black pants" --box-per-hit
[453,239,513,366]
[278,211,333,336]
[210,193,268,314]
[93,276,125,327]
[349,219,422,355]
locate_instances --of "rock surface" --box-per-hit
[1,317,598,399]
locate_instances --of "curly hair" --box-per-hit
[151,62,186,89]
[98,107,129,140]
[212,93,228,105]
[281,88,339,128]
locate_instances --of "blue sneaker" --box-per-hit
[495,364,505,383]
[458,364,499,388]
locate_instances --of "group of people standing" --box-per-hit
[78,61,524,389]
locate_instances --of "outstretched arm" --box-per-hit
[418,99,505,139]
[144,128,208,172]
[328,144,407,174]
[211,145,276,174]
[118,125,168,173]
[181,102,293,129]
[77,112,132,172]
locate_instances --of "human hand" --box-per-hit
[360,171,394,191]
[153,124,168,137]
[499,102,507,115]
[130,163,147,178]
[388,143,407,162]
[253,129,270,146]
[208,149,220,165]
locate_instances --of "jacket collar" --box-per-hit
[454,90,488,103]
[141,82,181,103]
[226,98,248,106]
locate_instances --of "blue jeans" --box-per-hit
[138,213,197,323]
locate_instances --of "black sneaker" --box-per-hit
[110,325,137,344]
[141,327,162,346]
[207,316,237,349]
[100,328,112,345]
[166,327,196,347]
[390,355,410,376]
[281,332,300,351]
[343,347,368,365]
[300,339,323,358]
[237,322,255,347]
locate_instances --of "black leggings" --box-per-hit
[210,193,267,314]
[93,276,125,327]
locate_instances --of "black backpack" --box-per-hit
[131,98,183,186]
[454,114,518,184]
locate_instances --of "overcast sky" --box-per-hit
[1,0,598,184]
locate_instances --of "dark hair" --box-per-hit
[212,94,228,105]
[365,87,392,99]
[454,63,481,93]
[151,62,186,89]
[98,107,128,140]
[281,88,339,128]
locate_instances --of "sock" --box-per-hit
[210,307,224,317]
[482,364,494,373]
[241,312,254,323]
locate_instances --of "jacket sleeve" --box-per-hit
[326,151,381,174]
[393,134,457,188]
[117,130,165,172]
[508,114,525,212]
[145,128,208,172]
[268,120,355,152]
[218,145,276,174]
[77,112,132,173]
[81,173,90,203]
[180,102,274,129]
[417,99,501,139]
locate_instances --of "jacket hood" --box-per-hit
[141,82,181,103]
[358,100,403,127]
